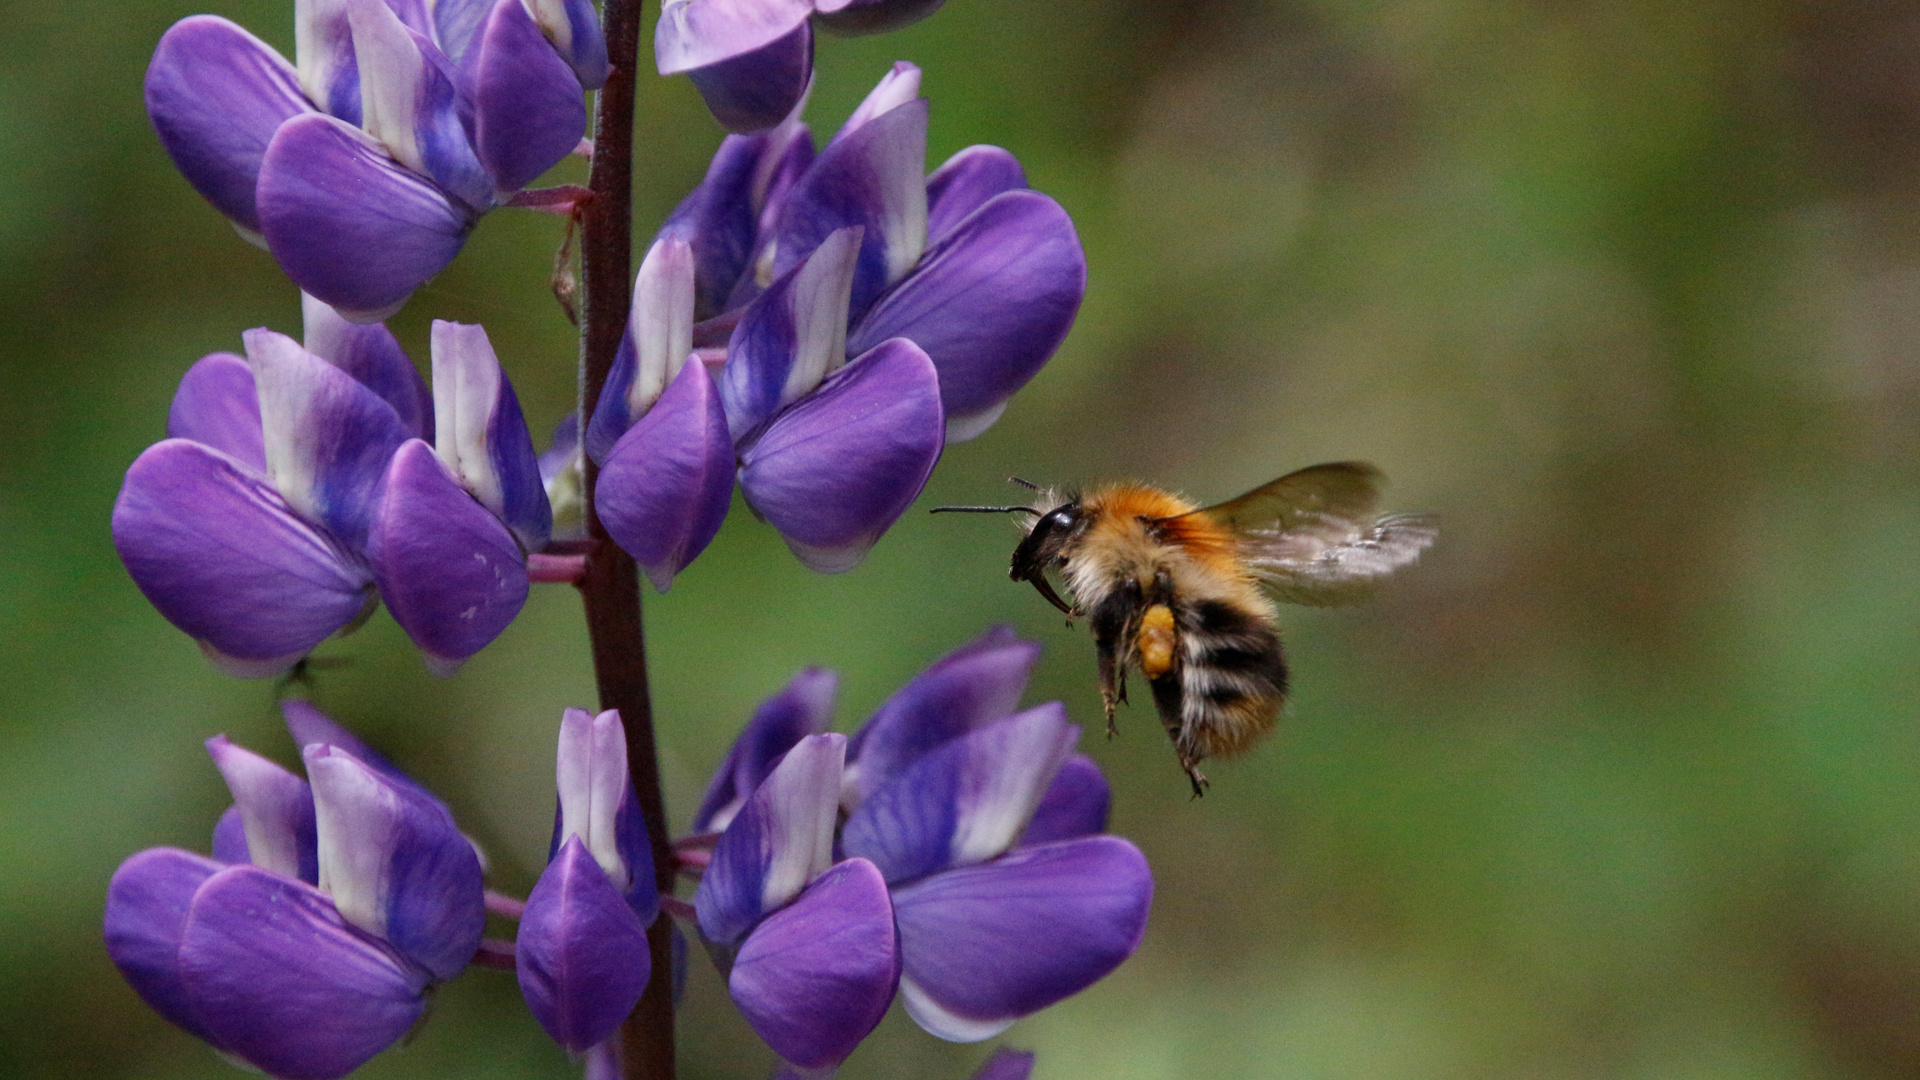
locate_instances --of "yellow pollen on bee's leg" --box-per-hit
[1137,604,1176,679]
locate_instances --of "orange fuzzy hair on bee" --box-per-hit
[1077,483,1246,581]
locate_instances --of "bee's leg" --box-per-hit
[1096,638,1124,738]
[1182,758,1210,799]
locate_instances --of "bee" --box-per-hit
[935,463,1436,796]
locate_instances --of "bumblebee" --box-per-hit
[936,463,1435,795]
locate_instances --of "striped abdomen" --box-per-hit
[1147,598,1289,765]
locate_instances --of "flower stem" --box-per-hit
[579,2,675,1078]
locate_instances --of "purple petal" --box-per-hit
[146,16,312,236]
[771,97,927,321]
[246,327,412,552]
[431,0,494,64]
[830,61,920,144]
[971,1048,1037,1080]
[812,0,950,36]
[467,0,589,194]
[305,742,486,980]
[849,189,1084,442]
[553,708,659,919]
[737,338,943,573]
[281,701,415,791]
[168,352,266,471]
[524,0,610,88]
[104,848,226,1047]
[729,858,898,1070]
[718,226,860,442]
[586,238,697,463]
[685,21,814,136]
[205,735,319,883]
[257,112,474,321]
[178,865,428,1080]
[842,705,1075,884]
[430,321,552,551]
[212,806,251,864]
[302,294,434,441]
[295,0,364,123]
[847,626,1039,794]
[367,440,530,674]
[891,837,1152,1042]
[925,146,1026,245]
[597,359,737,593]
[1018,754,1110,846]
[693,667,838,834]
[696,734,845,946]
[518,836,653,1053]
[725,122,819,313]
[661,126,813,318]
[348,0,493,211]
[112,439,372,674]
[655,0,812,75]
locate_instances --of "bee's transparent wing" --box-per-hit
[1192,462,1436,606]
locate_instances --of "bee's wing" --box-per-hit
[1193,462,1436,606]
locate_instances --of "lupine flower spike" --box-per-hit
[104,703,485,1080]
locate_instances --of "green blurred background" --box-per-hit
[6,0,1920,1076]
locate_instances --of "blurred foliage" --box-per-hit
[5,0,1920,1078]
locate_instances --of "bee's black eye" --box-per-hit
[1043,509,1076,532]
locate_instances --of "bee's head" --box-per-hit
[1009,501,1085,614]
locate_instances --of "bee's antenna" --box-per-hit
[929,505,1040,515]
[1007,476,1041,491]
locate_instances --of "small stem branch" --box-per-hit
[471,938,518,970]
[658,895,698,923]
[579,2,674,1079]
[527,553,588,584]
[485,889,528,920]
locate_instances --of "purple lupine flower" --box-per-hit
[588,64,1078,579]
[694,732,900,1072]
[113,300,548,676]
[686,632,1148,1051]
[146,0,606,319]
[656,0,948,133]
[104,702,485,1080]
[518,708,660,1053]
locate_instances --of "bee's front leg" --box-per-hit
[1096,638,1124,739]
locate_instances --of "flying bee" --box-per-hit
[935,463,1436,796]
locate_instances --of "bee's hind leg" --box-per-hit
[1096,636,1127,739]
[1181,759,1210,799]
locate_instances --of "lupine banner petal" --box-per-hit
[831,61,919,143]
[282,700,417,793]
[103,848,227,1048]
[305,743,486,980]
[848,189,1084,441]
[694,667,838,833]
[598,359,736,593]
[257,113,474,321]
[718,226,860,441]
[367,440,531,674]
[518,836,653,1053]
[848,626,1039,797]
[167,353,267,471]
[206,736,319,883]
[659,131,796,317]
[523,0,611,88]
[924,145,1026,244]
[683,21,814,135]
[586,238,697,462]
[1018,754,1111,847]
[178,865,429,1080]
[301,294,434,442]
[146,16,313,236]
[736,338,943,574]
[347,0,494,212]
[655,0,814,75]
[697,734,845,946]
[295,0,363,123]
[728,857,899,1070]
[112,439,372,673]
[213,806,252,864]
[467,0,589,194]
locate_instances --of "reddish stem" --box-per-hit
[471,938,518,970]
[527,552,588,584]
[485,889,528,920]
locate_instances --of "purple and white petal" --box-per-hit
[146,16,314,237]
[812,0,950,36]
[830,60,919,143]
[771,96,927,321]
[1018,754,1110,847]
[842,704,1075,884]
[431,0,494,64]
[205,736,319,883]
[661,128,809,317]
[655,0,812,75]
[693,667,837,834]
[168,352,267,471]
[305,742,485,980]
[430,321,552,550]
[246,327,412,552]
[597,358,737,593]
[282,701,415,791]
[685,21,813,138]
[718,226,860,442]
[518,836,653,1053]
[725,119,819,312]
[302,294,433,441]
[367,440,531,675]
[585,237,697,463]
[257,112,475,321]
[295,0,364,123]
[554,708,659,918]
[467,0,589,194]
[924,145,1026,245]
[178,864,429,1080]
[104,848,227,1048]
[849,189,1084,442]
[112,439,372,675]
[971,1048,1037,1080]
[736,338,943,574]
[213,806,252,864]
[696,733,845,946]
[729,858,898,1070]
[891,837,1152,1042]
[347,0,494,211]
[524,0,610,88]
[847,625,1039,796]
